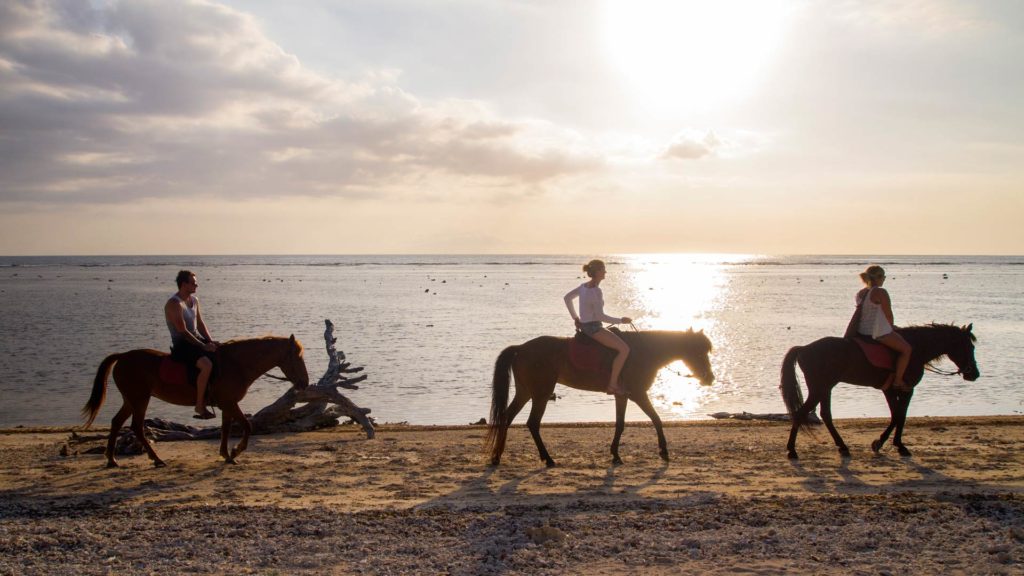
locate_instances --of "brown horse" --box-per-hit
[486,329,715,467]
[781,323,979,459]
[83,335,309,467]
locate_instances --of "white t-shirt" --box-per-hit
[564,283,621,324]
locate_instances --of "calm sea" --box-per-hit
[0,254,1021,428]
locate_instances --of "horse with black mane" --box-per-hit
[83,335,309,467]
[780,323,979,459]
[486,328,715,467]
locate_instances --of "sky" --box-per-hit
[1,0,1022,255]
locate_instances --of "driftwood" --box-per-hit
[709,411,821,424]
[68,319,374,456]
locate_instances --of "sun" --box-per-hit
[603,0,793,112]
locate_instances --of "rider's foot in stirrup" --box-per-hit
[193,407,216,419]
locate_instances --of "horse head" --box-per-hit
[682,328,716,386]
[947,323,980,381]
[281,334,310,389]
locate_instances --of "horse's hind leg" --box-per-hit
[631,393,668,463]
[526,398,555,467]
[105,403,132,468]
[224,403,251,462]
[129,397,164,468]
[819,389,850,457]
[786,388,824,460]
[891,390,914,456]
[491,393,529,466]
[872,390,899,453]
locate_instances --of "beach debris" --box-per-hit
[526,525,566,546]
[709,411,821,424]
[471,418,487,425]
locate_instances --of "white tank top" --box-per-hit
[167,294,201,344]
[857,288,893,339]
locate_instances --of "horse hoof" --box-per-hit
[153,460,166,468]
[612,456,623,466]
[545,459,556,468]
[897,446,912,457]
[871,440,883,453]
[659,451,670,462]
[838,447,851,458]
[489,458,500,467]
[787,451,799,460]
[106,461,119,469]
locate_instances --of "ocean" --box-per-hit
[0,254,1021,428]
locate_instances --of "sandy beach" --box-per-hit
[1,416,1022,575]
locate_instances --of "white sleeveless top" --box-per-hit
[857,288,893,339]
[167,294,201,344]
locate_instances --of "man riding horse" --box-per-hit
[164,270,220,419]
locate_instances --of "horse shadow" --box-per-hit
[413,458,714,576]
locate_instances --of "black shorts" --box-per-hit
[170,338,214,367]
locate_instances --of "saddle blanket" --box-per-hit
[852,337,895,370]
[568,334,610,374]
[158,356,190,388]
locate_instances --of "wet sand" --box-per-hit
[1,416,1022,575]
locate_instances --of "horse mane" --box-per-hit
[899,322,976,343]
[619,328,713,354]
[221,335,303,353]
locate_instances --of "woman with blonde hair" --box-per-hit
[854,265,912,392]
[564,259,632,395]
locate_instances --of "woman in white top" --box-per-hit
[855,265,912,392]
[564,259,632,395]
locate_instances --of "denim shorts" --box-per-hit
[580,321,603,336]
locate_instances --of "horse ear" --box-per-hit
[289,334,296,343]
[965,323,973,332]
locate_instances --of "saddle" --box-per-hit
[850,336,895,370]
[567,331,612,375]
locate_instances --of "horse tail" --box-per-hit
[779,346,805,419]
[83,353,120,428]
[484,345,519,457]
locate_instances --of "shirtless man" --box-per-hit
[165,270,219,419]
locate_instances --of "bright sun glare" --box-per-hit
[603,0,792,111]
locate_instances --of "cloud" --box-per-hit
[661,131,721,161]
[0,0,597,206]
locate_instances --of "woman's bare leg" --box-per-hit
[590,329,630,395]
[878,332,912,390]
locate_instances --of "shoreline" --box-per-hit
[2,416,1022,574]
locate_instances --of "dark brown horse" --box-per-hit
[486,329,715,467]
[781,323,978,459]
[83,335,309,467]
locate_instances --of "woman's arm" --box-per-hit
[564,286,581,321]
[873,288,895,326]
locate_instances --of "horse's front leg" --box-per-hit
[631,393,668,461]
[892,390,915,456]
[610,395,628,465]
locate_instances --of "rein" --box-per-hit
[924,364,961,376]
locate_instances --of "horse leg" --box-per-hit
[128,397,164,468]
[630,393,668,462]
[819,389,850,457]
[105,403,132,468]
[610,394,628,465]
[526,398,555,467]
[491,393,529,466]
[219,407,234,463]
[225,404,252,461]
[786,388,824,460]
[872,390,899,453]
[892,390,915,456]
